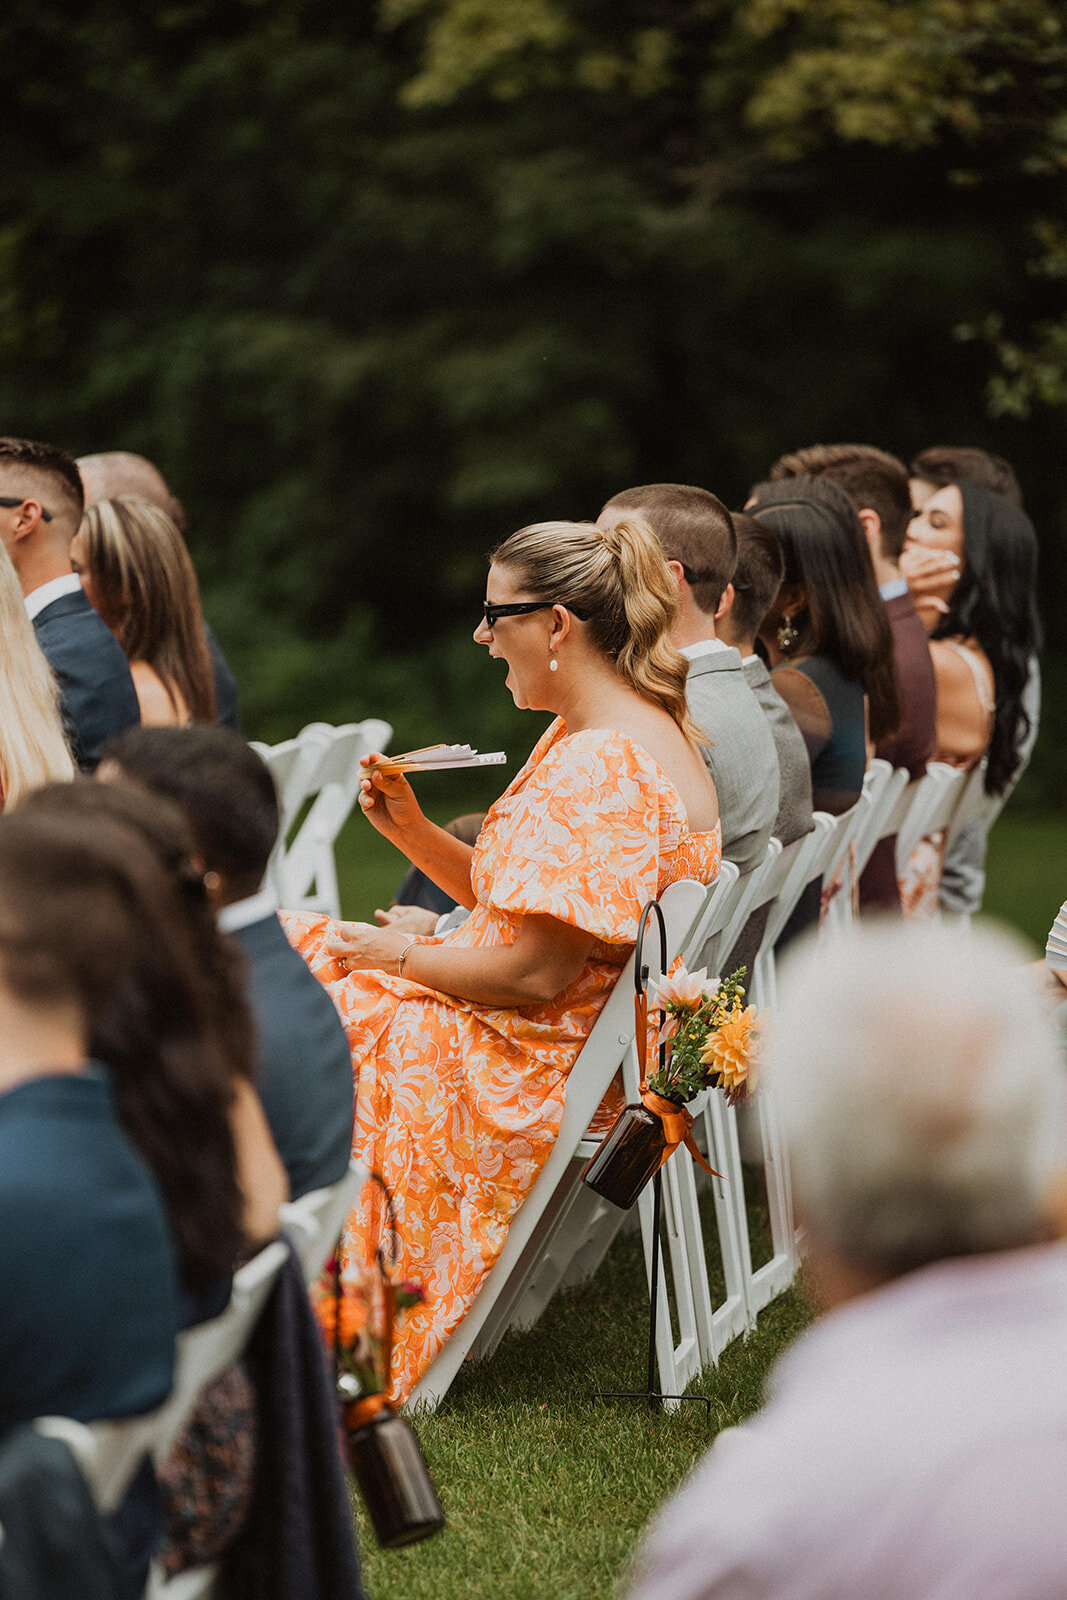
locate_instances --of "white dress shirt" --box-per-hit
[878,575,910,602]
[24,571,83,621]
[627,1244,1067,1600]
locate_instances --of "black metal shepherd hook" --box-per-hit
[593,898,712,1419]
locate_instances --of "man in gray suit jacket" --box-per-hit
[599,484,780,877]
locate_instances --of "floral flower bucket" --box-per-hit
[345,1404,446,1549]
[580,1102,669,1210]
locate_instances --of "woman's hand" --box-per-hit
[327,920,413,976]
[374,904,440,936]
[900,542,961,632]
[357,755,427,846]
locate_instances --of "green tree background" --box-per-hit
[2,0,1063,802]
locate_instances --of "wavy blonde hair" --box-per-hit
[77,496,216,723]
[491,518,704,745]
[0,544,74,803]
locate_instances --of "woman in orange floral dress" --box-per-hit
[282,518,721,1398]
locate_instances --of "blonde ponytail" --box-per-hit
[491,518,705,746]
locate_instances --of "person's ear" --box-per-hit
[549,603,574,648]
[11,500,46,542]
[714,581,735,622]
[667,558,686,592]
[857,507,883,563]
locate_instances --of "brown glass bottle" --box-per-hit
[580,1103,668,1209]
[346,1408,446,1548]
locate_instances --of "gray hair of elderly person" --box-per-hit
[768,921,1064,1280]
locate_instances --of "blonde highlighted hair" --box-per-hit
[77,496,216,723]
[491,518,704,744]
[0,545,74,803]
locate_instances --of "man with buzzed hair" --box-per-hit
[76,449,241,730]
[599,484,779,878]
[0,437,139,769]
[769,442,936,911]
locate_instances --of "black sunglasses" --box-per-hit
[0,495,53,522]
[482,599,592,629]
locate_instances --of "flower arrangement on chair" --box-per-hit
[646,964,761,1108]
[581,903,767,1211]
[313,1178,445,1549]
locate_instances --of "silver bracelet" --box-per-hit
[398,936,417,978]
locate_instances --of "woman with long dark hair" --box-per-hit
[902,480,1040,795]
[899,480,1041,918]
[22,780,287,1279]
[747,474,899,816]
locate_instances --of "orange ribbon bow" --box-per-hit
[634,990,723,1182]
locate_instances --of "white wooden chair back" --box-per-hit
[254,718,392,916]
[281,1159,370,1282]
[850,759,911,875]
[894,762,968,873]
[149,1239,289,1466]
[407,878,708,1412]
[33,1414,149,1517]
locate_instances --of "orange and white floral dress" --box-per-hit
[281,718,721,1399]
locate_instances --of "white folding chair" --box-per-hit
[280,1158,370,1282]
[894,762,969,878]
[253,718,392,915]
[34,1414,154,1518]
[407,878,708,1412]
[141,1239,291,1600]
[850,759,911,880]
[469,864,746,1380]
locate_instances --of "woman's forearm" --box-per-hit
[404,921,593,1007]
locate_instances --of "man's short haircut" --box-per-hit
[770,921,1063,1280]
[0,436,84,514]
[728,513,785,641]
[910,445,1023,508]
[769,442,912,561]
[104,726,279,899]
[602,483,737,612]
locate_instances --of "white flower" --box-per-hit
[652,965,711,1011]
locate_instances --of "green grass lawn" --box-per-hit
[329,802,1064,1599]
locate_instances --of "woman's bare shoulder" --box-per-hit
[131,661,189,727]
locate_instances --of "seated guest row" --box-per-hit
[0,428,1045,1587]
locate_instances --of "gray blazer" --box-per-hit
[739,652,812,851]
[686,646,780,876]
[742,655,814,847]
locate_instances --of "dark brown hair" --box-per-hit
[0,436,84,514]
[105,726,280,901]
[601,484,737,612]
[16,783,251,1291]
[747,476,900,745]
[77,496,216,722]
[769,443,912,561]
[728,513,786,642]
[910,446,1023,508]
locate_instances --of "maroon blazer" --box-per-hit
[860,588,938,912]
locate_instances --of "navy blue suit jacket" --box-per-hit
[33,589,140,770]
[205,624,241,733]
[233,913,354,1200]
[0,1071,179,1437]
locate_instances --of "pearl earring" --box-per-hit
[549,656,558,672]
